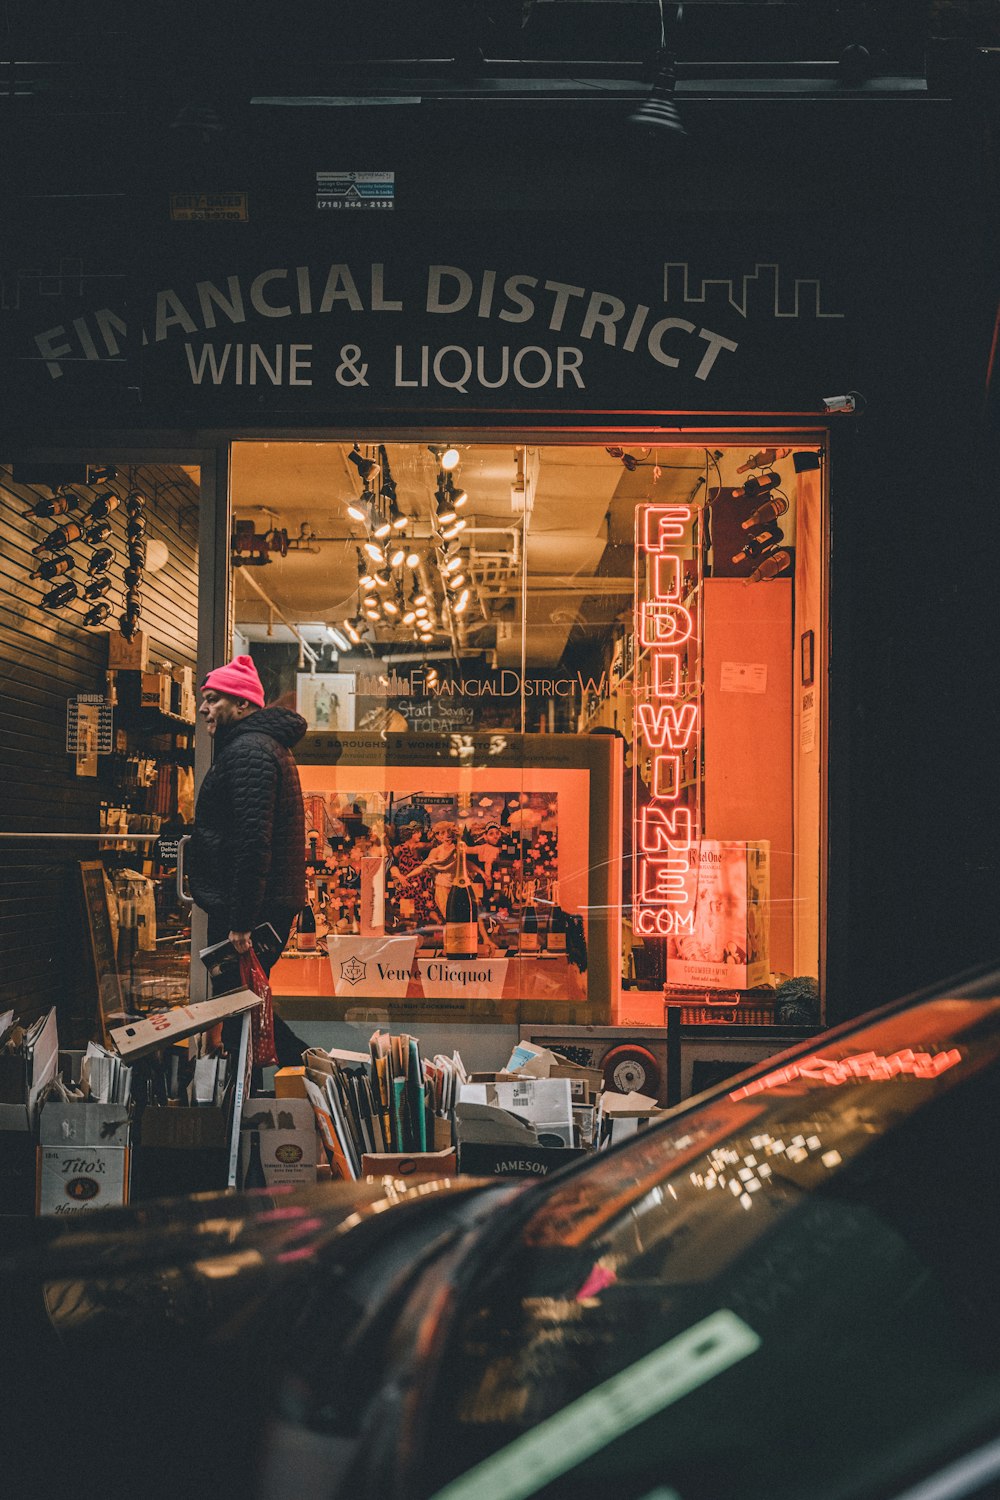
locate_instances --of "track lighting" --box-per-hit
[454,588,470,614]
[405,548,420,569]
[436,491,458,526]
[360,574,378,592]
[364,539,386,563]
[346,498,369,523]
[403,607,417,626]
[373,570,391,589]
[344,619,363,645]
[428,444,460,471]
[348,444,380,484]
[389,545,407,569]
[441,518,467,541]
[326,626,350,652]
[383,596,399,616]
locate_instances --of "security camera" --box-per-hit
[821,394,856,414]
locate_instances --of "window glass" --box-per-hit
[229,438,822,1029]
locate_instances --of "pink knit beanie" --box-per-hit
[201,655,265,708]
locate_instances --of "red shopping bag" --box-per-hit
[239,948,278,1068]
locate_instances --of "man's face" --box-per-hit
[199,689,246,736]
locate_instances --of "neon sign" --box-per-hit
[633,504,700,938]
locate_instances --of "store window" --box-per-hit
[0,459,202,1036]
[229,437,825,1031]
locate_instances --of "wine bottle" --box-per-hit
[126,515,147,542]
[83,575,112,600]
[88,465,117,485]
[83,602,112,626]
[42,581,79,609]
[741,493,790,531]
[444,841,479,959]
[296,902,317,952]
[242,1129,267,1190]
[32,521,84,554]
[88,491,120,520]
[30,555,74,580]
[88,546,115,575]
[546,882,567,953]
[746,548,792,584]
[25,490,81,519]
[123,565,144,590]
[742,470,780,499]
[125,489,146,516]
[520,886,540,954]
[731,524,783,565]
[85,519,112,545]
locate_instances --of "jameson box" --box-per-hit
[664,840,770,991]
[239,1097,317,1187]
[458,1142,586,1178]
[37,1101,130,1216]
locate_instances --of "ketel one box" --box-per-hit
[664,839,770,991]
[37,1101,130,1216]
[239,1097,317,1187]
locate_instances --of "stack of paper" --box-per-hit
[83,1040,133,1104]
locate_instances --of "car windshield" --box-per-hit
[416,996,1000,1500]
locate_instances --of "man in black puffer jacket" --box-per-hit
[189,654,308,1066]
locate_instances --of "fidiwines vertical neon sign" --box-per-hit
[633,505,700,938]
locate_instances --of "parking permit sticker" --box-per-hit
[429,1308,761,1500]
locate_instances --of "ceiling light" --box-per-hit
[327,626,350,652]
[441,447,460,470]
[383,597,399,616]
[449,572,466,589]
[373,570,391,589]
[389,545,407,568]
[364,540,385,563]
[372,516,392,541]
[390,503,408,531]
[406,549,420,569]
[348,444,380,484]
[629,49,686,138]
[436,500,458,526]
[413,590,428,606]
[454,588,470,614]
[344,620,362,645]
[441,519,466,541]
[360,574,377,591]
[450,485,469,509]
[402,608,417,626]
[346,498,369,523]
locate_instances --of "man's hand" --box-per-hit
[229,930,253,954]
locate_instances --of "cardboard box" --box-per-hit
[109,990,260,1061]
[361,1148,457,1179]
[458,1142,585,1178]
[108,629,149,672]
[131,1084,235,1199]
[37,1100,131,1215]
[0,1008,58,1131]
[274,1066,307,1098]
[141,671,173,713]
[664,840,770,991]
[37,1144,130,1215]
[239,1097,317,1188]
[0,1130,40,1216]
[172,665,196,721]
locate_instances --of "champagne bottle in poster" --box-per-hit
[546,882,567,953]
[520,884,540,953]
[296,901,317,952]
[444,840,479,959]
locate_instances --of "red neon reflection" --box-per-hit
[729,1047,964,1099]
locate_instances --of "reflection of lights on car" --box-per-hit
[730,1047,963,1100]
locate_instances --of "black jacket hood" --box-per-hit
[216,705,307,752]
